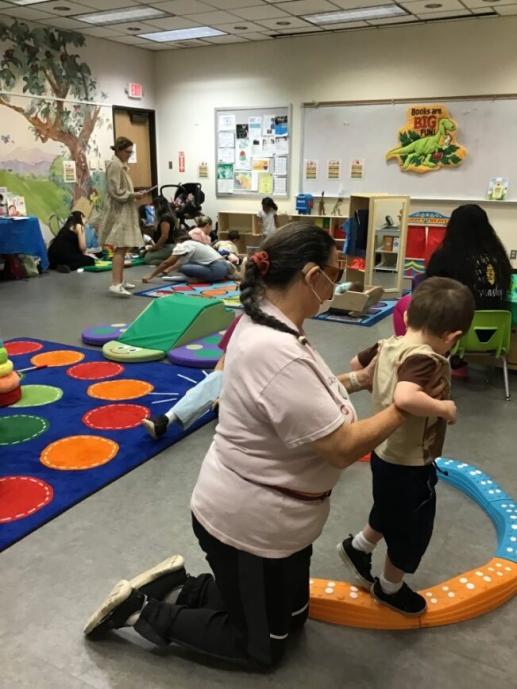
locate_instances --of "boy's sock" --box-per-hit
[352,530,377,554]
[379,573,403,594]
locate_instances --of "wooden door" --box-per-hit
[113,108,156,201]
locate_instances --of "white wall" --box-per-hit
[154,16,517,263]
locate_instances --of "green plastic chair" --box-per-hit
[454,310,512,400]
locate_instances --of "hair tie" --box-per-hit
[250,250,270,277]
[298,335,308,346]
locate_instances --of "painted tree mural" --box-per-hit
[0,21,101,202]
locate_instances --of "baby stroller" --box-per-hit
[159,183,205,230]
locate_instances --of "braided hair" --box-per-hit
[240,222,335,343]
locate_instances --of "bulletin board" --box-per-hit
[215,105,290,198]
[300,96,517,201]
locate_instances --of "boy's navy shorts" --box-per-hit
[368,451,438,573]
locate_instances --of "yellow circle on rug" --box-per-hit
[87,379,154,401]
[41,435,119,470]
[31,350,85,367]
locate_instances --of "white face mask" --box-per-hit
[309,269,335,310]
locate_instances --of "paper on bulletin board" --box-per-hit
[236,124,249,139]
[217,163,234,193]
[275,137,288,155]
[234,171,253,191]
[218,148,235,164]
[487,176,509,200]
[304,160,318,181]
[251,137,263,156]
[252,158,270,173]
[350,159,364,179]
[63,160,77,183]
[235,139,251,171]
[218,114,235,131]
[274,156,288,175]
[274,176,287,195]
[258,173,274,195]
[262,136,276,157]
[248,116,262,137]
[262,114,275,136]
[218,131,234,148]
[274,115,288,137]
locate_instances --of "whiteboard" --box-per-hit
[215,105,290,198]
[301,98,517,201]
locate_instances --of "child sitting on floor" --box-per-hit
[213,230,241,265]
[338,277,474,616]
[188,216,212,245]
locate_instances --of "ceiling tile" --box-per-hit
[232,4,292,19]
[43,16,87,28]
[399,0,465,11]
[174,38,211,46]
[151,0,216,13]
[205,0,269,8]
[183,10,244,23]
[415,8,472,16]
[258,15,318,27]
[212,20,271,32]
[78,25,127,36]
[461,0,515,6]
[276,0,341,13]
[494,3,517,11]
[238,30,274,38]
[270,24,324,32]
[0,6,54,20]
[322,20,370,28]
[141,16,201,30]
[203,33,250,42]
[101,19,166,32]
[469,5,496,10]
[0,1,13,8]
[34,1,92,15]
[109,35,153,45]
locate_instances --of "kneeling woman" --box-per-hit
[142,232,233,283]
[47,210,95,272]
[85,224,406,670]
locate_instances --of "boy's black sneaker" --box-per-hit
[336,535,374,588]
[142,414,169,439]
[371,578,427,616]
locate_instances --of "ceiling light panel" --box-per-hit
[77,6,167,25]
[305,4,408,23]
[139,26,226,42]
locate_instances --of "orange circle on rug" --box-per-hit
[0,476,53,523]
[83,403,150,430]
[5,340,44,356]
[31,350,85,367]
[67,361,124,381]
[202,288,230,297]
[41,435,119,470]
[87,379,154,401]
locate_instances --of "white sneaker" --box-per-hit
[109,284,131,297]
[122,281,136,290]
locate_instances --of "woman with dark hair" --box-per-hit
[143,196,177,265]
[47,210,95,272]
[393,204,512,338]
[426,204,512,309]
[85,223,406,669]
[98,136,147,297]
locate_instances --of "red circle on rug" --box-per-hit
[0,476,53,523]
[67,361,124,381]
[5,340,44,356]
[82,403,150,430]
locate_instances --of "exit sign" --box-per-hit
[128,82,143,99]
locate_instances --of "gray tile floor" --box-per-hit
[0,268,516,689]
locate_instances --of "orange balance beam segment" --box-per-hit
[309,557,516,630]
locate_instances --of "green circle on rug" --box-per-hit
[13,385,63,408]
[0,415,49,445]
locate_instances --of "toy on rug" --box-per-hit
[0,340,21,406]
[102,294,234,363]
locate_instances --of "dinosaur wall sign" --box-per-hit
[386,104,467,174]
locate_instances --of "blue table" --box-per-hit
[0,216,48,272]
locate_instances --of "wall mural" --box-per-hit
[0,20,112,226]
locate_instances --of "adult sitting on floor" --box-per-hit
[143,196,178,266]
[142,231,233,283]
[47,209,96,273]
[85,223,406,669]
